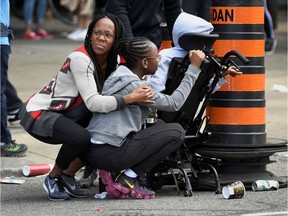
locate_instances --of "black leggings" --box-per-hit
[29,116,90,170]
[84,120,185,176]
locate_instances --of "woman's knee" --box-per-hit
[54,117,91,147]
[72,129,90,147]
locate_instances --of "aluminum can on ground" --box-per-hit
[252,180,279,191]
[22,164,54,177]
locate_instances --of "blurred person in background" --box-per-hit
[106,0,182,49]
[23,0,53,39]
[60,0,95,41]
[264,0,277,54]
[181,0,212,21]
[1,0,28,156]
[5,79,24,126]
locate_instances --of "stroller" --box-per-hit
[145,33,249,197]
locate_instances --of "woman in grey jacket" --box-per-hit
[84,37,206,199]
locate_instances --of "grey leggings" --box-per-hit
[85,120,185,176]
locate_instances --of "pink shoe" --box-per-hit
[23,32,41,40]
[115,172,156,199]
[36,29,53,39]
[99,170,130,199]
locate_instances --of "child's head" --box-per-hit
[172,12,214,48]
[116,37,159,76]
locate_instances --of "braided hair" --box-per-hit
[115,37,152,70]
[84,12,125,90]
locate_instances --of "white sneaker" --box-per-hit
[67,28,81,39]
[67,29,87,41]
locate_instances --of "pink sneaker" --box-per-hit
[23,32,41,40]
[99,170,130,199]
[115,172,156,199]
[36,29,53,39]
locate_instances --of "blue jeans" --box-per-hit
[5,79,23,113]
[1,45,12,143]
[23,0,47,26]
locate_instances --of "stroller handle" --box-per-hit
[221,50,249,65]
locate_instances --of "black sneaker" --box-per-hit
[7,112,20,126]
[1,140,28,157]
[115,172,156,199]
[43,176,70,201]
[61,173,89,198]
[79,166,98,188]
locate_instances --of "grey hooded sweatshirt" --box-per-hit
[86,64,201,147]
[147,12,226,94]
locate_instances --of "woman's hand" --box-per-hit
[123,85,155,104]
[223,66,243,77]
[189,50,206,69]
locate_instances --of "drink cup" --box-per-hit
[222,181,246,199]
[22,164,54,177]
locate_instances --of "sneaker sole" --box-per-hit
[130,189,155,199]
[43,183,70,201]
[1,151,26,157]
[61,174,89,198]
[63,187,89,198]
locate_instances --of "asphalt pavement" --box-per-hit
[1,10,288,216]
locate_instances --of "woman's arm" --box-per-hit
[123,85,154,104]
[71,53,154,113]
[113,85,154,110]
